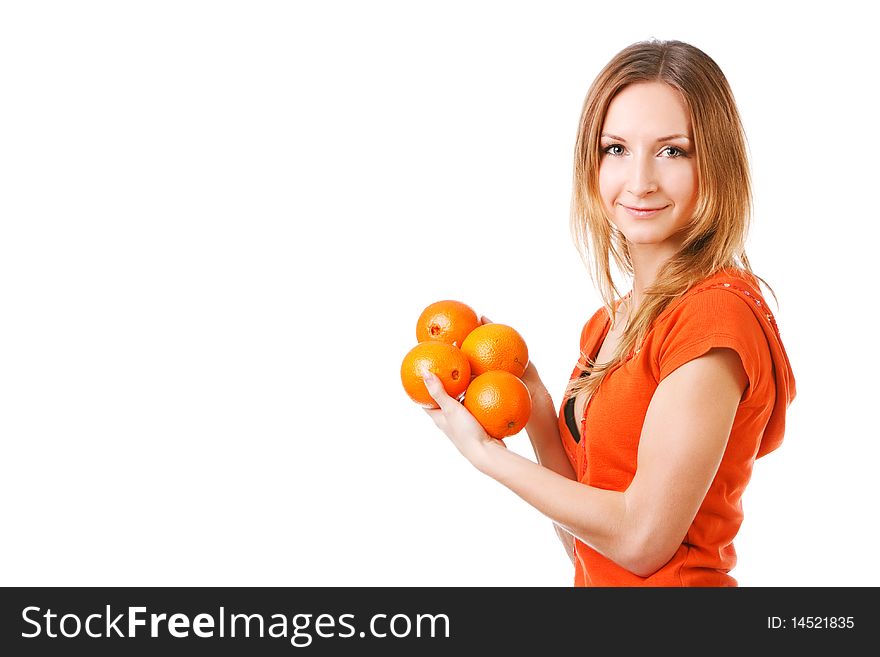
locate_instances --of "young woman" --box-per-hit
[420,39,797,587]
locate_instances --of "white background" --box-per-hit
[1,1,877,587]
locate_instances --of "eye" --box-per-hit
[602,144,625,156]
[660,146,688,158]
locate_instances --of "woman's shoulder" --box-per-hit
[646,267,780,378]
[688,267,763,298]
[648,268,796,455]
[658,268,769,328]
[648,267,780,382]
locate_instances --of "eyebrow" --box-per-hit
[601,133,692,142]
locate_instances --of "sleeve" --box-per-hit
[654,288,772,404]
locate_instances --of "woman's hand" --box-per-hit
[422,369,506,470]
[521,361,551,402]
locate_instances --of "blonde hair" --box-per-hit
[566,39,775,401]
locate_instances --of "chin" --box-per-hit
[616,226,675,245]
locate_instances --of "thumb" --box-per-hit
[421,368,456,411]
[480,315,493,325]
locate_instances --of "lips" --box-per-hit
[621,204,668,217]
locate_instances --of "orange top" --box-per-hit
[557,268,796,586]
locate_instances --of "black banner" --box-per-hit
[0,587,870,654]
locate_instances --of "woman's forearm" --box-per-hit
[525,385,580,562]
[520,367,579,561]
[525,387,576,480]
[474,441,627,567]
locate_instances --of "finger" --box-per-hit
[480,315,493,325]
[421,369,456,412]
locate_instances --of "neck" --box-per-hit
[627,243,677,310]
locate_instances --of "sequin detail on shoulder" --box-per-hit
[688,281,781,337]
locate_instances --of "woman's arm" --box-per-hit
[521,363,576,480]
[475,318,577,561]
[519,363,577,563]
[423,347,747,577]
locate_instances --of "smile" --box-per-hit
[621,204,668,218]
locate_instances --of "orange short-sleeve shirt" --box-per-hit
[557,269,796,586]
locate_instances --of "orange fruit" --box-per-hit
[415,300,480,348]
[464,370,532,439]
[400,341,471,409]
[460,323,529,378]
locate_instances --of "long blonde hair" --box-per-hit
[566,39,775,400]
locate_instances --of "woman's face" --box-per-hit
[598,82,698,253]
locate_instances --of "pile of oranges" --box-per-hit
[400,300,532,440]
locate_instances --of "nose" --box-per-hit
[627,153,658,197]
